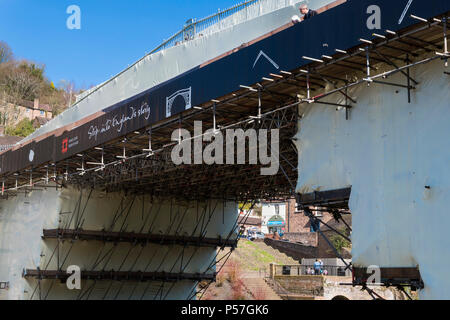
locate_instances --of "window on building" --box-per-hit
[313,206,323,218]
[40,110,45,116]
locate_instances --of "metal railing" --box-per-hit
[274,264,303,276]
[301,265,350,277]
[274,264,350,277]
[149,0,260,55]
[71,0,262,110]
[0,144,17,152]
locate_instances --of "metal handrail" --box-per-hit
[70,0,261,112]
[273,264,350,277]
[0,144,17,152]
[149,0,260,55]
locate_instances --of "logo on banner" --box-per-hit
[253,50,280,70]
[61,137,79,154]
[166,87,192,118]
[62,138,69,154]
[28,150,35,162]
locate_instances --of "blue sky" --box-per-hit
[0,0,240,89]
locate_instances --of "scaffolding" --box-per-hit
[2,11,448,202]
[20,184,259,300]
[1,8,449,300]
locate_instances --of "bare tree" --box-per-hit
[3,62,42,101]
[58,80,76,109]
[0,41,13,64]
[0,44,70,115]
[0,61,15,101]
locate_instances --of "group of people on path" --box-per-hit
[306,259,329,276]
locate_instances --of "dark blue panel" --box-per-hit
[1,0,448,174]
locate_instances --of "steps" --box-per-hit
[241,277,282,300]
[279,294,316,300]
[263,277,317,301]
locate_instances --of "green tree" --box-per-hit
[18,62,45,81]
[6,118,35,137]
[329,228,351,255]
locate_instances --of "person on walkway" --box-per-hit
[292,4,318,24]
[300,4,318,21]
[313,259,321,275]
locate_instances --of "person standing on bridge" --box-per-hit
[300,4,317,21]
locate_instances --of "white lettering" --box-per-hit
[366,5,381,30]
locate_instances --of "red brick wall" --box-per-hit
[286,199,310,233]
[282,198,352,259]
[285,199,336,233]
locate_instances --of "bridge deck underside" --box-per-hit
[2,14,448,202]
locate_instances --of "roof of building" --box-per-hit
[18,99,33,109]
[0,136,22,150]
[33,116,50,127]
[238,215,262,226]
[38,104,52,112]
[18,99,53,112]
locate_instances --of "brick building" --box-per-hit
[0,98,53,127]
[280,198,352,259]
[285,198,336,233]
[238,214,262,235]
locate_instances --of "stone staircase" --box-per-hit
[264,276,317,300]
[241,277,282,300]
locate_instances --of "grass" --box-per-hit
[328,228,351,255]
[235,240,297,269]
[205,240,298,300]
[245,241,276,263]
[217,239,298,273]
[233,240,275,271]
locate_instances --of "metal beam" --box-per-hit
[299,188,352,208]
[43,229,238,248]
[23,269,215,282]
[353,267,424,290]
